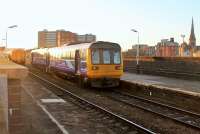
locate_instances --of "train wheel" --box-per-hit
[45,67,48,73]
[78,76,89,88]
[78,76,83,88]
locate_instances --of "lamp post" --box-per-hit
[6,25,18,48]
[181,34,185,43]
[131,29,140,73]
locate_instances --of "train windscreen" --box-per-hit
[92,49,121,64]
[103,50,111,64]
[113,50,121,64]
[92,49,100,64]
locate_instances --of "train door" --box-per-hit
[45,50,50,72]
[75,50,89,88]
[75,50,81,75]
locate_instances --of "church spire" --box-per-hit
[189,17,196,47]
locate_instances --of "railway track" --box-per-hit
[27,66,200,133]
[106,90,200,130]
[29,71,155,134]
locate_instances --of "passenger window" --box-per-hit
[92,49,100,64]
[69,51,72,59]
[103,50,111,64]
[71,51,75,59]
[81,49,86,60]
[114,51,121,64]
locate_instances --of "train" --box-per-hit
[31,41,123,87]
[8,48,26,65]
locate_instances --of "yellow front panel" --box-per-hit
[88,65,123,78]
[86,48,123,79]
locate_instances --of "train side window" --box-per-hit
[69,51,71,59]
[103,49,111,64]
[58,49,61,59]
[65,51,68,59]
[92,49,100,64]
[67,52,69,59]
[71,50,75,59]
[69,51,72,59]
[114,50,121,64]
[61,51,66,59]
[81,49,86,60]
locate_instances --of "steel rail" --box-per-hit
[29,71,156,134]
[108,90,200,130]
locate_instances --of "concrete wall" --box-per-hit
[0,75,24,134]
[124,57,200,80]
[8,79,23,134]
[0,53,28,133]
[0,75,8,133]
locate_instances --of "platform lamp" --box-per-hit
[181,34,185,43]
[6,25,18,48]
[131,29,140,73]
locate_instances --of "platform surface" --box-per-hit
[121,72,200,95]
[0,76,63,134]
[0,101,7,134]
[0,54,28,79]
[0,75,8,134]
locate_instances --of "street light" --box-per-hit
[181,34,185,43]
[131,29,140,66]
[6,25,18,48]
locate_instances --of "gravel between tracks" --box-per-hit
[29,67,200,134]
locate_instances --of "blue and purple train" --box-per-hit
[31,41,123,87]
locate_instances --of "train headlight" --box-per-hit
[115,66,121,70]
[92,66,99,70]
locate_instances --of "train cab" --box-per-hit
[86,42,123,87]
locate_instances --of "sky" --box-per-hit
[0,0,200,50]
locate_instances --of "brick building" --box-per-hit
[193,46,200,57]
[124,44,155,57]
[0,47,5,52]
[38,30,77,48]
[156,38,179,57]
[147,46,156,56]
[77,34,96,43]
[179,42,191,57]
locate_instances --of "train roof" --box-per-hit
[61,41,121,50]
[32,41,121,53]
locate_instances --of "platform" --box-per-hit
[0,75,7,134]
[0,54,73,133]
[0,74,64,134]
[0,63,28,79]
[0,54,28,134]
[121,72,200,96]
[0,54,28,79]
[0,99,7,134]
